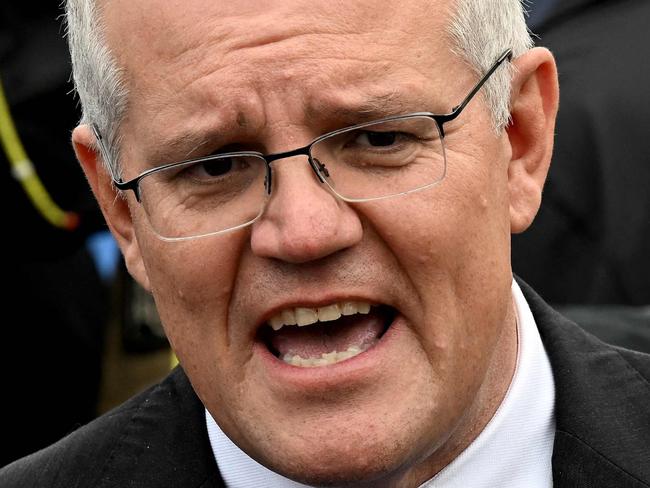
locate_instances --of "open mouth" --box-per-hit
[259,301,396,368]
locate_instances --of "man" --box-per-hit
[1,0,648,487]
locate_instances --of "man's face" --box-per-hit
[101,0,520,485]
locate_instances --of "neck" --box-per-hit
[398,299,519,488]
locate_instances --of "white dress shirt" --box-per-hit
[206,280,556,487]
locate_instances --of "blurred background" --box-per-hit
[512,0,650,345]
[1,0,648,468]
[0,3,170,467]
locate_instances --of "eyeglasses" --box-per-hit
[93,49,512,241]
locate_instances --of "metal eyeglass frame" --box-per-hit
[92,48,512,207]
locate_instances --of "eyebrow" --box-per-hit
[305,90,427,124]
[146,90,432,167]
[146,128,224,168]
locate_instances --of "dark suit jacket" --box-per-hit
[512,0,650,305]
[1,282,649,487]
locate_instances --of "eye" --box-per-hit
[355,131,399,147]
[183,156,244,181]
[197,158,234,178]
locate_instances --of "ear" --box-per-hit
[72,125,152,291]
[506,47,559,234]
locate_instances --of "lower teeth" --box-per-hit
[282,344,369,367]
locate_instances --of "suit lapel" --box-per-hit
[519,280,650,487]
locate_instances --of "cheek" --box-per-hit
[366,178,510,289]
[137,229,248,363]
[358,144,512,353]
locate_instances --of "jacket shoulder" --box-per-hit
[0,369,197,488]
[614,346,650,383]
[519,279,650,486]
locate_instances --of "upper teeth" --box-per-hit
[268,301,372,331]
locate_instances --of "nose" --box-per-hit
[250,156,363,263]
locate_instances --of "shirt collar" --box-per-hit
[205,280,556,488]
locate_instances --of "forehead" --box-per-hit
[103,0,454,57]
[102,0,462,161]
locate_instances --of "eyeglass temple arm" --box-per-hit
[91,123,142,199]
[434,49,513,136]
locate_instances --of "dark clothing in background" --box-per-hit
[1,282,649,487]
[1,4,104,251]
[513,0,650,305]
[1,5,107,466]
[526,0,560,30]
[557,305,650,352]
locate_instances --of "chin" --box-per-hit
[268,459,404,488]
[248,428,424,488]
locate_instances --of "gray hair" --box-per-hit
[64,0,532,176]
[449,0,533,131]
[65,0,128,179]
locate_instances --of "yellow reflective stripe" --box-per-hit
[10,158,35,180]
[0,75,79,230]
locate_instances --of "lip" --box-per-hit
[254,312,406,393]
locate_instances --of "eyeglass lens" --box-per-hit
[137,115,444,240]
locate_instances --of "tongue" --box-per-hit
[269,312,386,359]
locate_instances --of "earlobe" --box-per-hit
[72,125,151,291]
[506,47,559,234]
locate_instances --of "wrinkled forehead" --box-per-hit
[101,0,456,86]
[100,0,464,162]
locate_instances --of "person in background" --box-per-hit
[512,0,650,353]
[513,0,650,305]
[0,3,108,466]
